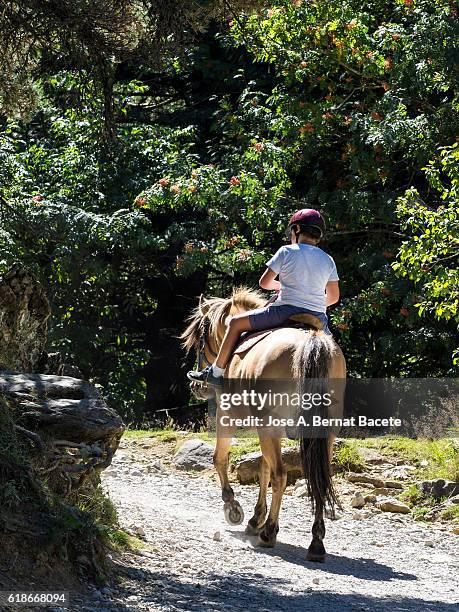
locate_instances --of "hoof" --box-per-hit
[224,500,244,526]
[257,534,276,548]
[245,522,261,536]
[307,543,326,563]
[306,551,326,563]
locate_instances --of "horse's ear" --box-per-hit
[198,294,210,315]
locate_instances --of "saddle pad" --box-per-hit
[289,312,324,330]
[233,318,321,356]
[233,330,273,355]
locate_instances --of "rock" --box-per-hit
[294,478,306,489]
[386,466,415,480]
[373,487,395,496]
[347,473,386,488]
[213,531,221,541]
[364,494,377,503]
[312,577,320,585]
[173,439,214,471]
[14,394,123,443]
[397,464,416,472]
[0,371,100,400]
[384,480,404,490]
[377,498,411,514]
[294,484,309,498]
[234,445,302,485]
[425,540,435,547]
[0,371,124,497]
[421,479,459,500]
[450,495,459,504]
[149,459,166,473]
[357,447,385,464]
[420,459,429,467]
[350,492,366,508]
[133,526,146,537]
[451,526,459,535]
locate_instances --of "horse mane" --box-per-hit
[180,286,265,354]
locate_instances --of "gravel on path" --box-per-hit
[72,443,459,612]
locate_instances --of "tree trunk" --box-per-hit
[142,272,207,424]
[0,265,51,372]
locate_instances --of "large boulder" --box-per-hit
[346,473,386,488]
[421,479,459,500]
[376,498,411,514]
[1,371,124,496]
[0,265,51,372]
[173,439,214,471]
[233,445,302,485]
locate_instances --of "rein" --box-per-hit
[197,317,218,369]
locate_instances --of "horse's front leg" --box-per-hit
[213,432,244,525]
[258,438,287,547]
[245,455,269,536]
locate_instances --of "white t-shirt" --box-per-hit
[266,243,339,313]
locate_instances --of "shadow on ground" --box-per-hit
[72,551,457,612]
[227,529,417,582]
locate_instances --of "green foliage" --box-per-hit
[0,106,199,417]
[123,428,179,442]
[356,436,459,480]
[0,1,260,123]
[440,505,459,522]
[394,144,459,361]
[332,440,366,473]
[0,0,457,421]
[223,0,458,376]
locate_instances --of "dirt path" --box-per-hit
[73,439,459,611]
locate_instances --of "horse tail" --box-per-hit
[293,331,340,515]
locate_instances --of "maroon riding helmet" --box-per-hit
[287,208,326,241]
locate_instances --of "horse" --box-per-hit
[181,287,346,562]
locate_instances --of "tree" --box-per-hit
[0,0,457,425]
[394,143,459,363]
[0,0,259,135]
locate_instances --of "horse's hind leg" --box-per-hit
[307,503,326,562]
[258,438,287,548]
[245,456,269,536]
[307,432,336,562]
[213,433,244,525]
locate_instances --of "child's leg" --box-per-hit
[214,313,252,370]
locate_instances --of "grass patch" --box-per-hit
[333,440,366,473]
[102,528,146,551]
[440,505,459,522]
[411,505,433,521]
[123,428,179,443]
[228,438,261,464]
[399,484,425,506]
[227,436,296,464]
[123,429,459,485]
[347,437,459,481]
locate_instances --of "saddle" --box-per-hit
[234,313,324,356]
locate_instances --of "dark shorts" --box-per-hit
[247,304,330,334]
